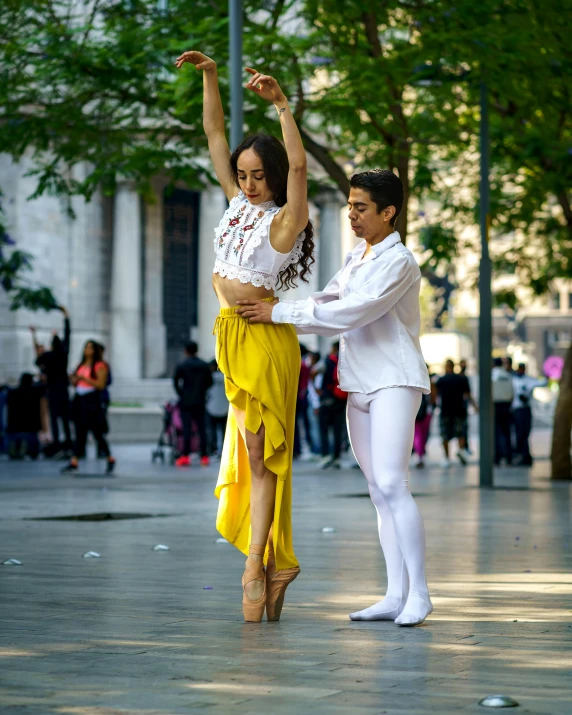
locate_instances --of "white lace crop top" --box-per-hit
[213,191,305,291]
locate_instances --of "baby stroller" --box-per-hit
[151,400,200,465]
[151,400,184,465]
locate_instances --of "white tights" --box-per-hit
[347,387,433,626]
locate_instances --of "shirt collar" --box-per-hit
[351,231,402,263]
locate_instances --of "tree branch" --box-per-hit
[360,10,408,136]
[298,127,350,197]
[271,0,286,31]
[366,110,395,146]
[82,0,102,45]
[362,11,383,58]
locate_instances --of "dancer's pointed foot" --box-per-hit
[349,595,405,621]
[242,545,266,622]
[266,534,300,621]
[394,592,433,626]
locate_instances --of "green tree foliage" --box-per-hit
[2,1,569,256]
[0,190,57,310]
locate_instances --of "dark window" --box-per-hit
[568,292,572,310]
[163,188,200,374]
[553,293,561,310]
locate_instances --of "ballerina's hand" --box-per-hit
[245,68,286,104]
[236,299,278,324]
[174,50,216,71]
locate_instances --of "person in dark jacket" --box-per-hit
[6,373,43,459]
[30,305,72,455]
[173,342,213,467]
[95,342,113,456]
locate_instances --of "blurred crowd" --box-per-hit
[1,315,548,473]
[169,340,352,469]
[0,306,115,473]
[412,356,547,469]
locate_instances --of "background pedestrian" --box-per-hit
[512,363,547,466]
[206,359,229,457]
[6,373,43,459]
[436,359,471,467]
[173,342,212,467]
[318,341,348,469]
[61,341,115,474]
[492,357,514,465]
[30,305,72,457]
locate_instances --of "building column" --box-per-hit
[143,183,167,377]
[110,183,142,379]
[316,190,345,354]
[197,186,227,361]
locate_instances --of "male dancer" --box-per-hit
[237,169,432,626]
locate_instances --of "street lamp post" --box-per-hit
[478,82,494,487]
[413,67,494,486]
[229,0,243,149]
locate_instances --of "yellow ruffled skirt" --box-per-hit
[213,301,300,571]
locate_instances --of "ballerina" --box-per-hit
[175,50,315,622]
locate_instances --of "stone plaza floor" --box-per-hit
[0,440,571,714]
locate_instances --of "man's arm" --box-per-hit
[272,255,417,336]
[462,375,478,410]
[173,366,183,397]
[29,326,42,358]
[60,306,71,354]
[430,380,438,407]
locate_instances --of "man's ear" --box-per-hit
[384,205,396,223]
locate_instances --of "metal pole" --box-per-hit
[229,0,243,150]
[478,82,494,487]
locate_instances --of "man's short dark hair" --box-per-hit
[349,169,404,226]
[185,341,198,356]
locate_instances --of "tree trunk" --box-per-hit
[395,147,410,244]
[551,341,572,480]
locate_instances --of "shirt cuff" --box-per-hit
[272,302,293,324]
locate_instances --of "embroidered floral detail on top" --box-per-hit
[213,191,306,291]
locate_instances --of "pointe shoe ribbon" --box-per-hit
[242,544,266,622]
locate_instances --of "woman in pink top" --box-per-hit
[61,341,115,474]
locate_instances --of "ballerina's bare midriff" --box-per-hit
[213,273,276,309]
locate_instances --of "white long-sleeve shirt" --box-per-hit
[272,231,430,395]
[511,374,547,411]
